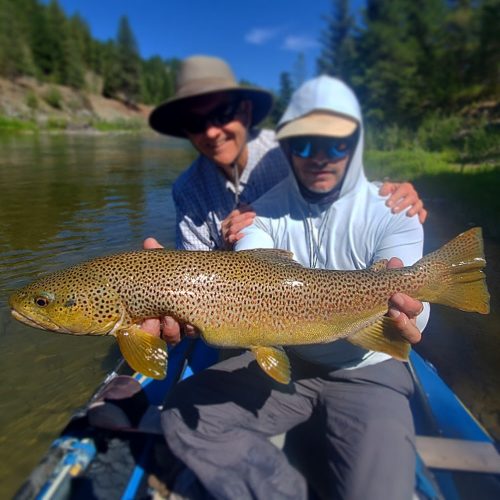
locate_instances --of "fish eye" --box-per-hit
[34,297,50,307]
[34,292,54,308]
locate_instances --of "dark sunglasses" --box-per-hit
[182,100,243,134]
[289,136,354,161]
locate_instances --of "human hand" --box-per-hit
[379,181,428,224]
[221,203,256,247]
[141,237,199,344]
[386,257,423,344]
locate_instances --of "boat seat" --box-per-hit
[87,375,163,435]
[416,436,500,473]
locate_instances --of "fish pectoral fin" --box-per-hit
[347,316,411,361]
[115,325,167,380]
[251,346,291,384]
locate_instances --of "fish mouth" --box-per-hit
[10,309,69,333]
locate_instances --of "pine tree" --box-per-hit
[115,16,141,104]
[270,72,294,125]
[140,56,174,104]
[0,0,36,78]
[317,0,357,81]
[355,0,424,125]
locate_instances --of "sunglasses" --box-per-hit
[289,136,354,161]
[182,100,243,134]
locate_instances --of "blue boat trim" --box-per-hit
[14,341,500,499]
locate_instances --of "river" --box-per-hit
[0,133,498,497]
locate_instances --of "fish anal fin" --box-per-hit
[348,316,411,361]
[251,346,291,384]
[116,325,167,379]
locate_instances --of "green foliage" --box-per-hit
[416,113,462,151]
[317,0,499,130]
[25,91,38,111]
[317,0,357,80]
[0,1,175,106]
[92,118,144,132]
[269,72,294,125]
[43,86,63,109]
[0,114,37,132]
[140,56,174,105]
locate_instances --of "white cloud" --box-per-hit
[245,27,280,45]
[282,35,319,51]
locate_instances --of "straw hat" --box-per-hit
[149,55,273,138]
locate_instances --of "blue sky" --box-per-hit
[55,0,364,92]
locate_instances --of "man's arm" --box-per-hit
[174,195,214,251]
[225,181,427,248]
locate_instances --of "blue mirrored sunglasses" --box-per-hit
[290,136,353,160]
[183,100,243,134]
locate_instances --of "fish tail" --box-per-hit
[414,227,490,314]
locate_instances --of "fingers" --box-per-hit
[387,308,422,344]
[143,237,164,249]
[160,316,182,344]
[384,255,423,344]
[386,256,403,269]
[380,181,427,223]
[221,206,256,246]
[406,199,428,224]
[141,318,161,337]
[388,292,423,344]
[383,182,417,212]
[378,181,395,197]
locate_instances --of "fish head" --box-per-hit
[9,272,124,336]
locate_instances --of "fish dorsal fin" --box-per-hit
[251,346,291,384]
[368,259,389,272]
[347,316,411,361]
[115,325,167,379]
[241,249,302,268]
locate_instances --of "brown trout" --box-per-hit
[9,228,489,383]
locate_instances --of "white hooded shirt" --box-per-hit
[235,76,429,370]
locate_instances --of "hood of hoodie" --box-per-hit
[277,76,367,201]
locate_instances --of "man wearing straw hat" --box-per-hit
[144,55,426,342]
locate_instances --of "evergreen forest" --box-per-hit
[0,0,498,158]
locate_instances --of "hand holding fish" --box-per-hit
[386,257,423,344]
[142,237,199,344]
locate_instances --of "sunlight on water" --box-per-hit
[0,132,195,497]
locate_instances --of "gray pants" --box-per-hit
[161,351,416,500]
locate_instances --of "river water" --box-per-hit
[0,133,498,497]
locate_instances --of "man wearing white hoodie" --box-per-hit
[161,76,427,500]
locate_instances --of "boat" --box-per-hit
[14,340,500,500]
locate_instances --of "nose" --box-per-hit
[312,148,329,165]
[204,122,222,138]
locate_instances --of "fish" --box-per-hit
[9,227,489,384]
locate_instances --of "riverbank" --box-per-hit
[0,76,152,132]
[365,149,500,241]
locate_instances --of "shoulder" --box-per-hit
[252,175,293,212]
[249,128,279,149]
[172,156,210,202]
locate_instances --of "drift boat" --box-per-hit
[14,340,500,500]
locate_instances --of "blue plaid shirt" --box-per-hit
[173,129,290,250]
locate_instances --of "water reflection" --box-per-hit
[0,132,195,497]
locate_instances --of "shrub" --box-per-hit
[43,87,63,109]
